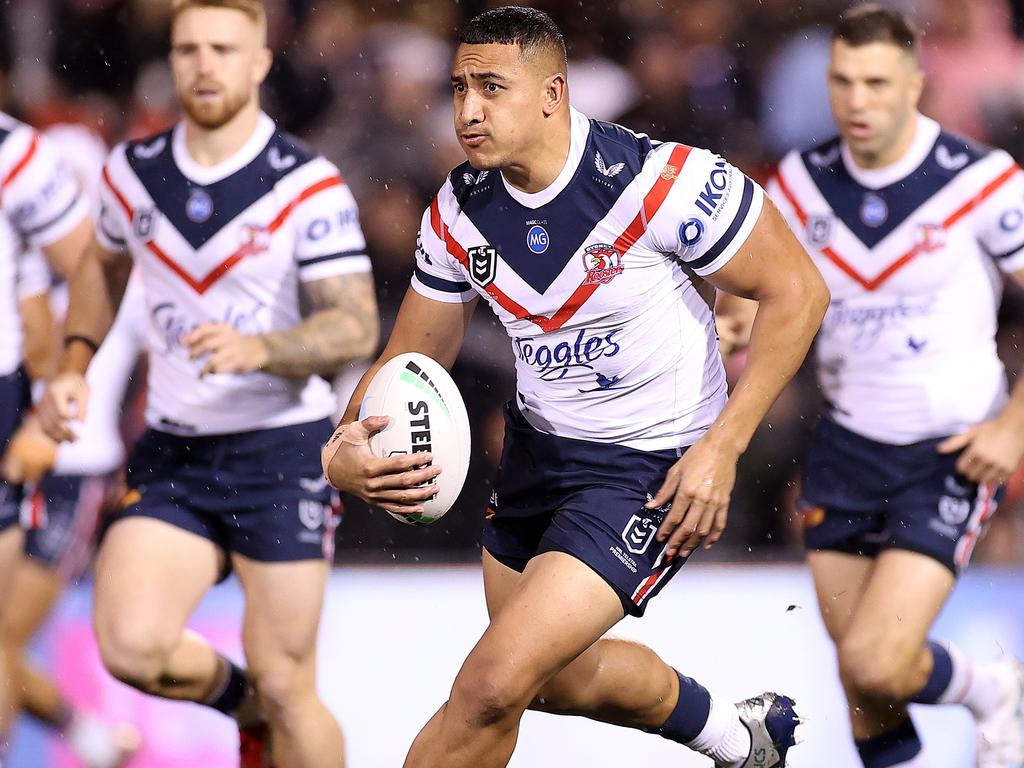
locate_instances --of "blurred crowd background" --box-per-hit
[2,0,1023,564]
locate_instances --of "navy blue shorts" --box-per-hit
[0,368,31,533]
[111,420,339,563]
[800,417,1003,574]
[483,401,687,617]
[23,474,107,581]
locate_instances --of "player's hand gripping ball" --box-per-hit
[323,353,471,525]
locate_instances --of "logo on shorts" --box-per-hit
[621,514,657,555]
[468,245,497,288]
[938,495,971,526]
[802,505,826,528]
[582,243,624,286]
[298,499,326,531]
[119,489,142,509]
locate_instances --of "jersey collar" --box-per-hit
[501,107,590,210]
[171,112,277,186]
[840,113,941,190]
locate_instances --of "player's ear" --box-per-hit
[254,46,273,86]
[542,73,567,117]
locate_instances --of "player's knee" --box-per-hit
[249,657,313,724]
[838,635,919,701]
[451,656,535,728]
[95,618,175,689]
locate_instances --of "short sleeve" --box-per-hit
[16,248,52,301]
[291,163,371,283]
[409,200,475,304]
[2,129,89,249]
[973,159,1024,273]
[96,163,129,253]
[648,146,765,277]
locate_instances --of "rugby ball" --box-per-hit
[359,353,471,525]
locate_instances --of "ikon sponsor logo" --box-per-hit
[695,158,730,217]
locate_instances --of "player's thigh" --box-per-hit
[482,548,524,620]
[807,549,874,644]
[232,554,328,675]
[0,525,24,604]
[94,517,221,643]
[0,558,62,649]
[455,550,625,706]
[842,548,955,663]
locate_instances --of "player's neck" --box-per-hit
[849,113,919,170]
[183,102,262,168]
[501,114,572,194]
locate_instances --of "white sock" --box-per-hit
[686,697,752,767]
[66,713,124,768]
[936,644,1004,718]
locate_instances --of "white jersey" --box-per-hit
[0,113,89,376]
[97,113,371,435]
[413,108,764,451]
[769,114,1024,445]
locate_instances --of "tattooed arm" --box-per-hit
[184,271,380,379]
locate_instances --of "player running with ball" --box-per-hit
[323,7,828,768]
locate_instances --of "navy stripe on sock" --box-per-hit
[912,640,953,704]
[856,719,922,768]
[206,658,250,716]
[646,670,712,745]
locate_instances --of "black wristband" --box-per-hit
[64,335,100,354]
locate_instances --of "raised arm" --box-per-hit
[322,287,478,517]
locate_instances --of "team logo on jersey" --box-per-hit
[678,218,705,247]
[859,193,888,227]
[186,188,214,223]
[238,224,271,259]
[622,514,658,555]
[594,151,625,178]
[915,223,946,253]
[133,207,158,242]
[467,245,497,287]
[806,215,835,248]
[526,224,549,254]
[935,144,970,171]
[582,243,624,285]
[660,163,680,181]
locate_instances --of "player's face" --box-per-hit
[170,7,271,131]
[828,40,923,165]
[451,43,549,170]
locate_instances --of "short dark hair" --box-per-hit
[459,6,567,68]
[833,3,919,53]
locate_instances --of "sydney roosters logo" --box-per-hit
[582,243,624,285]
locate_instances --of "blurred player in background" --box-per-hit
[37,1,378,766]
[0,107,94,757]
[765,4,1024,766]
[4,251,143,768]
[325,7,827,768]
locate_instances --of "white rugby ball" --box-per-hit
[359,353,471,525]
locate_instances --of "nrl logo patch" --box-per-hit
[467,245,497,288]
[621,514,657,555]
[133,207,158,242]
